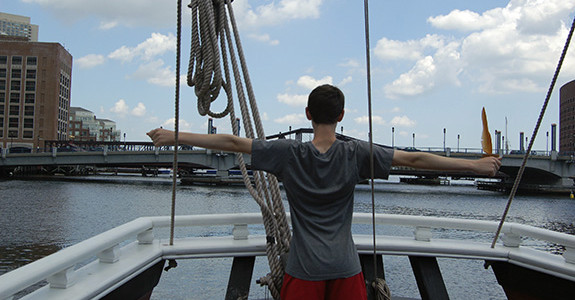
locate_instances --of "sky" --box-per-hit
[3,0,575,151]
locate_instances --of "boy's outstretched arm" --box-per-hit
[392,150,502,177]
[147,128,253,154]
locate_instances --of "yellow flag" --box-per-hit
[481,107,493,156]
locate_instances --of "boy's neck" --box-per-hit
[311,122,337,153]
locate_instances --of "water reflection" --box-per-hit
[2,178,575,300]
[0,243,63,273]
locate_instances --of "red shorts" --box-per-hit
[280,272,367,300]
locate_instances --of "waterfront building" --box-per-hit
[0,12,39,42]
[69,107,122,142]
[560,80,575,154]
[0,39,72,151]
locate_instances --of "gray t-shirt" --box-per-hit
[251,138,393,281]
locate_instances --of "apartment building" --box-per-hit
[0,40,72,151]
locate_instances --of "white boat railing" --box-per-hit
[1,213,575,300]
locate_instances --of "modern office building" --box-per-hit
[69,107,121,142]
[0,12,39,42]
[559,80,575,154]
[0,40,73,151]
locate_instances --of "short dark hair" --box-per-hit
[307,84,345,124]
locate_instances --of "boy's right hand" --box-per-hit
[147,128,176,146]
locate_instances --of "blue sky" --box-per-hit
[3,0,575,151]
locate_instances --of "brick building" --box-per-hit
[560,80,575,154]
[0,40,72,151]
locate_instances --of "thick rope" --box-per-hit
[363,1,391,300]
[169,0,183,248]
[187,1,290,298]
[491,14,575,248]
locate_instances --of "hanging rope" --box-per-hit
[363,0,391,299]
[187,1,290,298]
[169,0,183,248]
[491,15,575,248]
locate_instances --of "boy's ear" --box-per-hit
[306,107,313,120]
[337,109,345,122]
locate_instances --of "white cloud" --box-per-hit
[99,20,118,30]
[390,115,416,127]
[76,54,106,69]
[297,75,333,90]
[161,118,192,132]
[277,93,307,107]
[384,56,437,99]
[130,59,178,87]
[379,0,575,98]
[22,0,175,28]
[354,115,386,126]
[428,9,500,32]
[339,59,361,68]
[108,33,176,62]
[248,33,279,45]
[275,113,307,125]
[110,99,129,115]
[339,76,353,86]
[132,102,146,117]
[235,0,324,29]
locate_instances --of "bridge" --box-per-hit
[1,128,574,193]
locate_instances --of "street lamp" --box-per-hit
[443,128,446,152]
[546,131,549,155]
[392,127,395,148]
[457,134,460,152]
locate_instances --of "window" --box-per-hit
[11,69,21,79]
[0,92,4,103]
[12,56,22,65]
[0,56,7,65]
[23,131,33,139]
[24,106,34,116]
[0,80,5,90]
[8,130,17,138]
[26,57,37,66]
[24,118,33,128]
[25,81,35,92]
[0,104,4,114]
[9,118,18,128]
[0,69,6,78]
[26,70,36,79]
[9,106,19,116]
[10,80,20,91]
[25,94,34,104]
[10,93,20,103]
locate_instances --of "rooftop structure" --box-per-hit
[0,12,39,42]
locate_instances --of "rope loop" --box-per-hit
[188,0,231,118]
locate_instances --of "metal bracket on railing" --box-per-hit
[138,228,155,244]
[47,266,76,289]
[233,224,249,240]
[414,226,432,242]
[502,232,521,247]
[564,247,575,264]
[98,244,120,264]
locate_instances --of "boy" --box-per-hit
[147,84,501,300]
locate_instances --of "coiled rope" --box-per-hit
[490,14,575,248]
[187,0,290,298]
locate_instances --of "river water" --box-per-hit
[1,176,575,299]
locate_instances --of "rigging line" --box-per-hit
[490,14,575,249]
[362,0,378,281]
[170,0,183,247]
